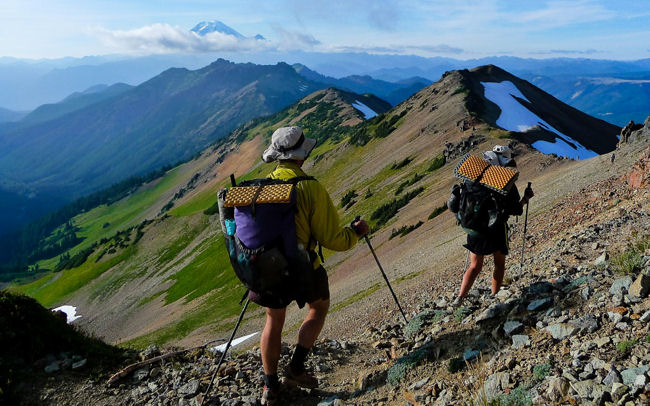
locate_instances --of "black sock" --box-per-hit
[289,344,310,373]
[264,374,279,390]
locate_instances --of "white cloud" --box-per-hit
[271,25,321,50]
[517,0,613,27]
[532,48,602,55]
[330,43,463,55]
[95,23,268,54]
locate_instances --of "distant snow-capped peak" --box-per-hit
[191,21,244,38]
[190,20,264,40]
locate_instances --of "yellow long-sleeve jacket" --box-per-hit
[268,161,358,268]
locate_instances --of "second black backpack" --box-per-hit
[456,181,503,236]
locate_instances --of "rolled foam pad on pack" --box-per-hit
[224,183,294,207]
[454,154,519,195]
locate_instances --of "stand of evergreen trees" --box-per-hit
[0,165,172,275]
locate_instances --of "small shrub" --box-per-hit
[389,221,424,240]
[452,86,468,96]
[203,200,219,215]
[454,306,470,322]
[532,363,550,381]
[432,309,447,322]
[395,173,424,195]
[612,236,649,275]
[344,199,357,210]
[364,188,373,199]
[370,187,424,228]
[404,310,434,339]
[390,157,413,170]
[427,153,445,172]
[448,357,465,373]
[646,333,650,343]
[340,190,359,208]
[387,346,431,385]
[492,385,532,406]
[428,204,447,220]
[616,339,637,352]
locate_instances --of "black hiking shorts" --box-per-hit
[249,266,330,309]
[464,223,510,256]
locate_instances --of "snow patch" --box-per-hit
[211,332,259,353]
[481,81,597,160]
[52,305,82,324]
[570,90,583,100]
[352,100,377,119]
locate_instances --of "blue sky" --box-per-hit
[1,0,649,60]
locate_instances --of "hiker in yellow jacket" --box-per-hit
[256,126,369,405]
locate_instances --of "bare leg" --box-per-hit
[492,251,506,294]
[260,307,286,375]
[459,253,484,298]
[297,298,330,348]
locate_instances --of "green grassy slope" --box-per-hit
[9,75,493,348]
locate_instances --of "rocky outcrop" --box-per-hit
[618,116,649,148]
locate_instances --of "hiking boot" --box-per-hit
[260,386,279,406]
[284,365,319,389]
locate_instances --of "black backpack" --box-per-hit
[452,181,504,236]
[217,176,316,306]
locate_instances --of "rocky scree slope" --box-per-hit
[21,124,650,405]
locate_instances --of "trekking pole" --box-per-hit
[354,216,408,324]
[200,291,250,406]
[520,182,532,267]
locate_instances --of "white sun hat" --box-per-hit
[262,126,317,163]
[483,145,513,166]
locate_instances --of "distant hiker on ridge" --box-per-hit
[253,127,369,405]
[448,145,534,306]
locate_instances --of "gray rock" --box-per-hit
[571,379,607,399]
[610,276,633,295]
[611,382,628,399]
[640,310,650,322]
[409,377,429,390]
[463,349,480,362]
[133,368,149,382]
[615,321,630,330]
[629,273,650,298]
[572,380,596,399]
[568,314,599,334]
[149,367,161,378]
[546,377,569,403]
[178,379,200,398]
[527,298,553,312]
[503,321,524,336]
[525,281,554,296]
[634,374,647,387]
[607,311,623,324]
[545,323,578,340]
[139,344,160,361]
[475,302,510,322]
[511,335,530,349]
[483,372,510,401]
[621,365,650,386]
[44,362,60,374]
[71,359,87,370]
[595,251,609,267]
[317,396,342,406]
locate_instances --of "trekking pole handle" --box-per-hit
[351,215,362,234]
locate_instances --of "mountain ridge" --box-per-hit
[5,65,629,354]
